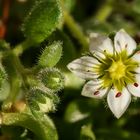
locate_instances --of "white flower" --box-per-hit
[67,29,140,118]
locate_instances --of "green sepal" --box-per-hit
[34,92,46,104]
[30,88,47,104]
[27,87,59,113]
[29,100,40,111]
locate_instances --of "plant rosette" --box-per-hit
[67,29,140,118]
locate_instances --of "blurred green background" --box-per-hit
[1,0,140,140]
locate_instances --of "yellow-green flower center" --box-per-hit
[108,60,126,79]
[95,50,139,91]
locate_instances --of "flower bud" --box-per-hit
[27,87,59,113]
[38,41,62,68]
[38,68,64,92]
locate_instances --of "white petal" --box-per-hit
[127,74,140,97]
[67,56,100,80]
[89,33,113,58]
[81,80,108,99]
[132,51,140,62]
[135,67,140,74]
[131,52,140,73]
[107,88,131,118]
[114,29,136,55]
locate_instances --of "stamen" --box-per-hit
[93,91,100,95]
[92,53,107,64]
[115,92,122,98]
[134,83,139,87]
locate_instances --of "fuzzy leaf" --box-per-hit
[22,0,63,43]
[1,112,58,140]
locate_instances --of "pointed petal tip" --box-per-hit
[119,29,125,33]
[89,33,99,38]
[114,29,136,55]
[113,112,123,119]
[107,88,131,119]
[67,63,72,71]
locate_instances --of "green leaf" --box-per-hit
[64,100,91,123]
[22,0,63,43]
[38,41,63,68]
[80,124,96,140]
[1,112,58,140]
[133,0,140,14]
[96,128,140,140]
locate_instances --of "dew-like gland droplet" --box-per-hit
[115,92,122,98]
[134,83,139,87]
[94,91,100,95]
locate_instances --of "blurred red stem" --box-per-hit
[0,0,10,39]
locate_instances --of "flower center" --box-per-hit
[97,50,139,91]
[108,60,126,79]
